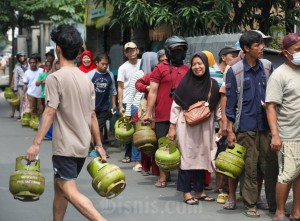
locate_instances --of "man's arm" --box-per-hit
[265,102,282,152]
[225,67,238,146]
[25,106,56,161]
[91,111,106,161]
[220,94,227,136]
[117,81,124,113]
[143,81,159,123]
[111,95,116,111]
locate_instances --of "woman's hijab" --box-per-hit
[78,50,97,73]
[140,52,158,73]
[174,51,220,111]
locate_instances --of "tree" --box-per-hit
[0,0,86,36]
[94,0,300,36]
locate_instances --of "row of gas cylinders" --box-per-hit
[21,113,39,130]
[9,156,127,201]
[115,117,181,172]
[4,87,20,106]
[115,117,246,178]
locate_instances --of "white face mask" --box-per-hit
[287,51,300,65]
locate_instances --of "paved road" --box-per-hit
[0,92,279,221]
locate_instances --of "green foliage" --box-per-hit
[94,0,300,36]
[0,0,85,35]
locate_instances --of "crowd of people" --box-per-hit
[4,24,300,221]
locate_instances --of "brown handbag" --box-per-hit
[183,80,212,126]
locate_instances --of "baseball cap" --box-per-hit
[124,42,137,50]
[218,47,240,57]
[252,30,273,45]
[17,51,26,56]
[45,49,55,57]
[278,33,300,56]
[282,33,300,50]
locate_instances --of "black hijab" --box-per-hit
[174,51,220,111]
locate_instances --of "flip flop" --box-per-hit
[217,193,229,204]
[122,156,131,163]
[289,217,300,221]
[141,171,150,176]
[256,201,269,210]
[273,217,291,221]
[184,198,199,205]
[242,210,260,218]
[223,201,236,210]
[155,180,166,188]
[196,195,215,202]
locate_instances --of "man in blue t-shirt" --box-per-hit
[87,53,117,144]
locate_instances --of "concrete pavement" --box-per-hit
[0,92,282,221]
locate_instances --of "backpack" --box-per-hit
[231,59,272,133]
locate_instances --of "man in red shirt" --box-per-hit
[143,36,189,188]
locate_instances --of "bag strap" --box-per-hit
[175,79,213,108]
[206,79,212,103]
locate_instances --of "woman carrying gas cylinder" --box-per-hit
[167,51,221,205]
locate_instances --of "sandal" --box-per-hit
[184,198,199,205]
[273,217,292,221]
[242,210,260,218]
[141,171,150,176]
[155,180,166,188]
[196,195,215,202]
[256,201,269,210]
[289,216,300,221]
[133,164,142,172]
[217,193,229,204]
[122,156,131,163]
[223,201,236,210]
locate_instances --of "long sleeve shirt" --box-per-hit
[225,58,271,132]
[125,70,145,117]
[13,64,27,91]
[135,72,151,99]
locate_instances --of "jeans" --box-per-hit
[131,105,141,161]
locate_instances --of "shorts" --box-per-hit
[278,141,300,184]
[52,155,86,180]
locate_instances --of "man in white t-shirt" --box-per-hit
[23,56,43,116]
[266,33,300,221]
[117,41,141,163]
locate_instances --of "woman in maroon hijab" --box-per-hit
[78,50,96,73]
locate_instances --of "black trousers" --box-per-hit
[177,169,205,193]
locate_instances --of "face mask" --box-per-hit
[170,49,185,66]
[287,51,300,65]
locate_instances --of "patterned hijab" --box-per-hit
[174,51,220,111]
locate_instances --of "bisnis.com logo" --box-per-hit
[95,196,203,215]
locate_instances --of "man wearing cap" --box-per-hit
[12,51,28,119]
[221,31,278,214]
[218,47,239,74]
[213,47,238,202]
[265,33,300,221]
[117,42,141,163]
[226,30,274,218]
